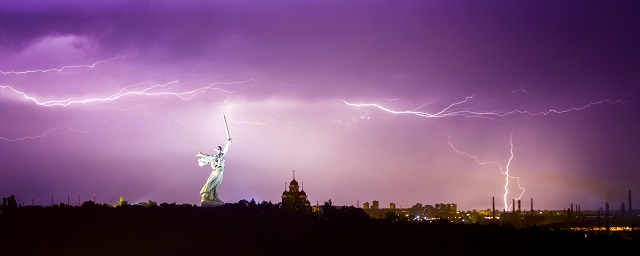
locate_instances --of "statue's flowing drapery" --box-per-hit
[198,139,231,202]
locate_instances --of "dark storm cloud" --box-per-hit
[1,1,227,57]
[2,0,638,97]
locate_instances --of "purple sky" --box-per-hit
[1,0,639,211]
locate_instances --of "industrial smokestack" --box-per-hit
[530,198,533,214]
[517,200,521,213]
[512,199,515,213]
[571,203,574,216]
[492,197,495,220]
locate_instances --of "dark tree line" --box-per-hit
[1,196,638,255]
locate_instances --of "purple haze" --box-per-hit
[1,0,639,211]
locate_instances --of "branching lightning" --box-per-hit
[230,118,280,126]
[0,57,257,142]
[340,96,470,118]
[341,96,624,120]
[0,55,126,75]
[332,97,431,127]
[512,84,530,94]
[329,114,370,127]
[342,93,626,209]
[0,78,255,142]
[447,129,525,211]
[0,123,89,142]
[0,79,254,107]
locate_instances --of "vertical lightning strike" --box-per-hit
[447,129,525,211]
[503,130,526,211]
[504,132,514,211]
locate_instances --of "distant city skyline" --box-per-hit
[1,1,639,211]
[4,189,636,214]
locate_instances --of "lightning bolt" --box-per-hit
[340,96,625,120]
[0,79,253,143]
[0,79,254,107]
[1,69,255,142]
[331,97,430,127]
[228,117,283,126]
[446,129,525,211]
[512,84,530,94]
[341,93,627,210]
[340,96,471,118]
[0,123,89,142]
[0,55,126,75]
[329,115,370,127]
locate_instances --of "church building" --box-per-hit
[281,171,311,214]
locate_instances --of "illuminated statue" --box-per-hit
[196,114,232,204]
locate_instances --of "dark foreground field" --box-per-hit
[1,203,637,256]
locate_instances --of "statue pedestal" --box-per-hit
[200,200,224,207]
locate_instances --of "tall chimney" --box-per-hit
[517,200,521,213]
[512,199,515,213]
[492,197,496,220]
[571,203,574,216]
[530,198,533,214]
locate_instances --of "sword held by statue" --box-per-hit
[223,113,231,140]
